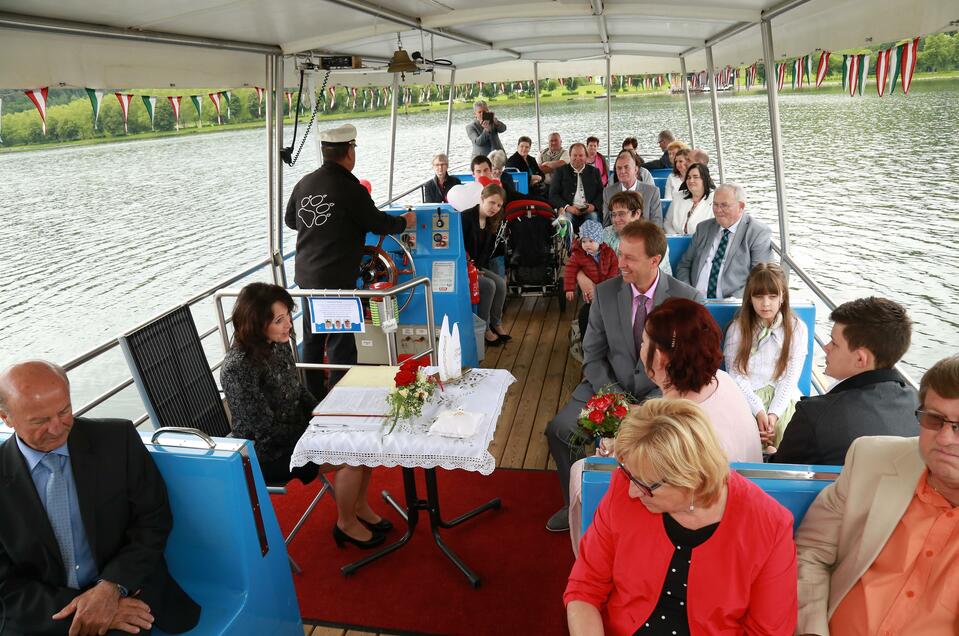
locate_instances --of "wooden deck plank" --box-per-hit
[306,626,347,636]
[500,297,562,468]
[523,300,579,470]
[488,297,547,464]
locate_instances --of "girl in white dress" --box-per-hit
[723,263,808,450]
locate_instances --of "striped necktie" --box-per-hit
[707,229,731,299]
[41,453,79,589]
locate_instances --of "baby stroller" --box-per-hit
[502,198,571,310]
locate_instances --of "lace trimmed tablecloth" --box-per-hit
[290,368,515,475]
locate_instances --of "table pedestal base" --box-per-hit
[340,467,500,587]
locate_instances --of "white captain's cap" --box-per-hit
[319,123,357,145]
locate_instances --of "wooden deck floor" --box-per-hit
[304,295,580,635]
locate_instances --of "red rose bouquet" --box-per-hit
[385,356,440,434]
[571,387,631,450]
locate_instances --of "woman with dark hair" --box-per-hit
[641,297,762,462]
[724,263,808,449]
[586,136,609,187]
[506,136,546,195]
[663,162,716,235]
[221,282,390,549]
[462,184,511,345]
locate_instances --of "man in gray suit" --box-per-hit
[675,182,773,299]
[602,149,663,227]
[465,100,506,159]
[545,221,704,531]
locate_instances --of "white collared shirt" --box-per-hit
[572,164,586,207]
[694,216,743,298]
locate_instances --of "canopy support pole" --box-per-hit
[605,56,612,162]
[533,62,542,153]
[265,55,276,284]
[445,68,456,158]
[704,46,726,183]
[387,72,400,201]
[273,55,287,287]
[760,18,791,260]
[680,56,695,148]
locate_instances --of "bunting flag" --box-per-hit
[220,91,232,119]
[141,95,157,130]
[804,55,813,87]
[842,55,851,91]
[857,54,870,96]
[899,37,920,94]
[328,86,336,110]
[114,93,133,134]
[85,88,106,129]
[776,63,786,91]
[208,92,222,124]
[351,87,358,110]
[284,91,293,113]
[876,48,891,96]
[558,77,565,88]
[847,55,860,96]
[24,87,49,135]
[889,44,902,94]
[167,95,182,130]
[254,86,265,116]
[190,94,202,127]
[791,59,800,89]
[815,51,831,88]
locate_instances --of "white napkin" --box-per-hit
[429,409,482,439]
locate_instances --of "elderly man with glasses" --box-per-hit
[795,355,959,636]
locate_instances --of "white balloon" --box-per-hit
[445,181,483,212]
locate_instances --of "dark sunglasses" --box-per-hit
[916,409,959,434]
[617,461,665,498]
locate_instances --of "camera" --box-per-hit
[482,111,495,122]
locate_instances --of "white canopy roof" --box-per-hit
[0,0,954,89]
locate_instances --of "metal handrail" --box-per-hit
[374,161,470,209]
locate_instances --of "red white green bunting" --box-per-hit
[776,63,786,91]
[208,92,222,124]
[85,88,105,129]
[114,92,134,134]
[254,86,265,115]
[815,51,830,88]
[899,37,919,94]
[351,87,358,110]
[220,91,232,119]
[791,58,801,89]
[327,86,336,110]
[141,95,157,130]
[888,45,902,94]
[167,95,182,130]
[846,55,859,96]
[190,95,203,127]
[857,54,869,96]
[803,55,812,86]
[876,48,891,96]
[284,91,293,113]
[0,97,4,143]
[842,55,851,92]
[24,87,49,135]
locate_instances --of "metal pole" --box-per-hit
[605,56,612,162]
[704,46,726,183]
[445,68,456,158]
[265,55,275,274]
[533,62,542,153]
[760,19,790,258]
[387,72,400,201]
[680,56,695,148]
[273,55,286,286]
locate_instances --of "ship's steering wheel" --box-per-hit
[357,233,417,313]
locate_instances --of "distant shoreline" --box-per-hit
[2,73,956,154]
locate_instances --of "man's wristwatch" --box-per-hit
[97,579,129,598]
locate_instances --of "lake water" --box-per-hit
[1,80,957,418]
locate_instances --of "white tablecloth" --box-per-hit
[290,368,515,475]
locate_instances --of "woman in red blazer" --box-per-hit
[565,399,797,635]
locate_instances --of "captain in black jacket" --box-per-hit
[548,142,604,234]
[0,360,200,635]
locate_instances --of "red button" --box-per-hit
[906,590,915,598]
[926,550,934,557]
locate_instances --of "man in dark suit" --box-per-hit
[0,360,200,635]
[675,183,773,299]
[640,129,675,170]
[772,298,919,465]
[545,221,704,531]
[549,143,604,235]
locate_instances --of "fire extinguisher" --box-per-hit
[467,260,481,305]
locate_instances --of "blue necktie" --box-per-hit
[41,454,79,589]
[707,229,731,299]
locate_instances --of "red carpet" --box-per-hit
[271,467,574,635]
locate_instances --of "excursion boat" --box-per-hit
[0,1,951,634]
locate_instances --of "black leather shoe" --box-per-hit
[493,332,512,341]
[359,517,394,533]
[332,524,386,549]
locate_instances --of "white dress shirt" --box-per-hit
[694,216,742,298]
[723,314,808,417]
[663,173,683,201]
[572,165,586,207]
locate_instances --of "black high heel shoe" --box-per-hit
[359,517,394,532]
[332,524,386,549]
[493,332,512,341]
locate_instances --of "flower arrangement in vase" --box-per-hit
[385,356,441,434]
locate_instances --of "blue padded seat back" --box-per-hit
[666,235,692,274]
[650,168,673,179]
[705,302,816,396]
[653,176,668,198]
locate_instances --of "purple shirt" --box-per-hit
[630,272,660,325]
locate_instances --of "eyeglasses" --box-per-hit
[610,209,637,218]
[916,409,959,434]
[713,202,737,211]
[617,461,665,497]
